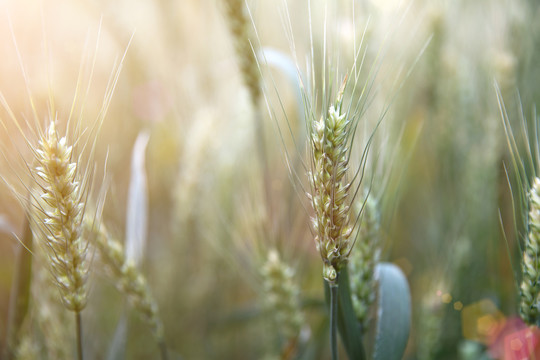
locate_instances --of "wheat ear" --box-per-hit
[222,0,260,105]
[261,250,304,341]
[34,120,89,312]
[348,195,380,330]
[31,120,88,360]
[222,0,273,223]
[520,177,540,325]
[86,220,167,359]
[308,78,356,360]
[308,80,354,285]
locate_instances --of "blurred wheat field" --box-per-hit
[0,0,539,359]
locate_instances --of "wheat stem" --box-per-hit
[76,312,83,360]
[329,280,339,360]
[159,340,169,360]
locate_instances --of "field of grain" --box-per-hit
[0,0,539,359]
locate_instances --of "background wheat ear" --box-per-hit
[348,194,380,331]
[260,249,305,355]
[85,220,167,360]
[222,0,261,106]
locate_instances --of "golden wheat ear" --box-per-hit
[33,120,89,312]
[0,16,131,358]
[22,118,92,360]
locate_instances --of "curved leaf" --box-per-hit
[125,130,150,266]
[372,263,411,360]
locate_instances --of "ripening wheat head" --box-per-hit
[307,76,365,284]
[266,0,388,286]
[0,22,128,314]
[33,119,89,312]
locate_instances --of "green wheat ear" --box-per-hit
[520,176,540,325]
[260,249,304,340]
[308,78,354,284]
[348,195,380,330]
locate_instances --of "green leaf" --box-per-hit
[372,263,411,360]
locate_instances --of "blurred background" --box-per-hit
[0,0,539,359]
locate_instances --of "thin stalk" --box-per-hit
[329,280,339,360]
[76,312,83,360]
[159,340,169,360]
[254,108,273,239]
[4,216,33,360]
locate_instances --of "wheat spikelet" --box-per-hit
[86,220,164,342]
[260,249,304,340]
[348,195,380,329]
[520,176,540,324]
[33,120,89,313]
[308,80,355,284]
[222,0,261,104]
